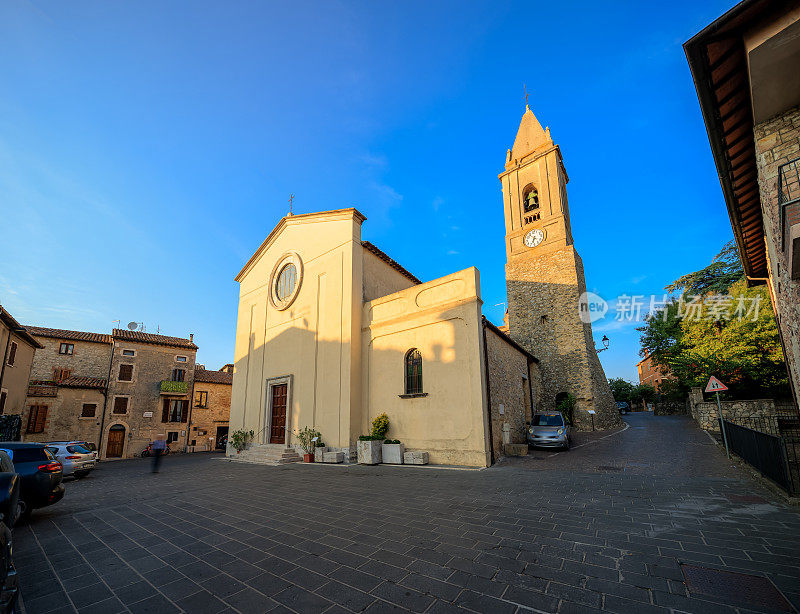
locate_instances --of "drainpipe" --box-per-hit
[97,337,115,457]
[0,333,11,397]
[481,318,494,466]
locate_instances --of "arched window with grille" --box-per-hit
[523,185,540,212]
[404,349,423,395]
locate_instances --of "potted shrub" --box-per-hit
[230,430,254,454]
[382,439,405,464]
[295,426,321,462]
[314,440,329,463]
[358,413,390,465]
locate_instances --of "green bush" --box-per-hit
[358,434,383,441]
[295,426,322,454]
[556,393,577,425]
[230,429,254,452]
[371,413,389,439]
[384,439,401,444]
[315,440,326,447]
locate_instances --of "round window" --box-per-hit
[275,263,297,301]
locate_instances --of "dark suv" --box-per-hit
[0,443,65,519]
[0,451,20,613]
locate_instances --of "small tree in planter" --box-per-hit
[382,439,405,464]
[230,430,254,454]
[357,413,390,464]
[295,427,321,462]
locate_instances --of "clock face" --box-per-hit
[524,229,545,248]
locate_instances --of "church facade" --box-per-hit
[228,107,619,467]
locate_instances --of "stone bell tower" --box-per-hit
[500,105,619,430]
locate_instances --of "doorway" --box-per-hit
[215,426,229,450]
[106,425,125,458]
[269,383,287,444]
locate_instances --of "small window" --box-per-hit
[172,368,185,382]
[81,403,97,418]
[195,391,208,408]
[118,364,134,382]
[166,432,179,444]
[112,397,129,414]
[53,367,71,382]
[27,405,48,434]
[176,355,187,363]
[540,315,548,325]
[276,263,298,301]
[163,399,188,423]
[6,342,17,367]
[523,186,540,212]
[121,349,135,357]
[404,349,423,395]
[59,343,74,355]
[0,390,7,415]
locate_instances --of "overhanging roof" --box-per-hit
[684,0,774,281]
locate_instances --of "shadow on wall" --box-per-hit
[231,321,499,465]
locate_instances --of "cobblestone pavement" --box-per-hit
[13,413,800,614]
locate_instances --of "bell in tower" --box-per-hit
[499,104,621,431]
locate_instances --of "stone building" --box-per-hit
[500,106,620,430]
[685,0,800,409]
[230,106,616,467]
[0,306,42,419]
[22,326,200,459]
[188,365,232,452]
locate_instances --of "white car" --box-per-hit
[45,444,96,478]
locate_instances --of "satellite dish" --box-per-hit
[127,322,139,331]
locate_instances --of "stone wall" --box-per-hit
[188,381,230,452]
[754,105,800,405]
[688,387,779,433]
[23,387,106,445]
[484,326,532,463]
[653,400,688,416]
[29,337,110,382]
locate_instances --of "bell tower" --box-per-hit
[500,105,619,430]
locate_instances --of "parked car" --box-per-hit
[45,444,96,478]
[0,443,64,519]
[0,451,19,613]
[616,401,630,415]
[48,440,97,454]
[527,412,571,450]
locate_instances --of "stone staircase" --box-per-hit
[231,443,302,466]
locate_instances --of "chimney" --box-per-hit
[189,333,194,342]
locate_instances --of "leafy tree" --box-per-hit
[630,383,657,409]
[608,378,634,404]
[666,240,744,295]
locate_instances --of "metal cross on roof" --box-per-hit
[523,83,529,109]
[288,193,294,216]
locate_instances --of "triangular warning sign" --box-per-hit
[705,376,728,393]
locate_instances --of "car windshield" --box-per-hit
[6,447,51,463]
[532,414,564,427]
[67,445,90,454]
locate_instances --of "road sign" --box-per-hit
[705,376,728,393]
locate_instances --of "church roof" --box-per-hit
[509,106,553,163]
[362,241,421,285]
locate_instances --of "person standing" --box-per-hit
[151,434,167,473]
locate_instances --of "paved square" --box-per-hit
[14,414,800,613]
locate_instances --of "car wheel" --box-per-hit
[16,499,31,524]
[141,451,149,457]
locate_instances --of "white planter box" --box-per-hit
[314,446,329,463]
[403,451,429,465]
[357,440,382,464]
[381,443,405,464]
[323,451,344,463]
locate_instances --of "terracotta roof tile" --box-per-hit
[112,329,198,350]
[362,241,421,285]
[25,326,111,345]
[194,369,233,384]
[30,376,107,390]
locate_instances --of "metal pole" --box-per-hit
[716,391,730,458]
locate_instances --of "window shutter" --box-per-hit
[113,397,128,413]
[35,406,47,433]
[26,407,37,433]
[7,342,16,366]
[162,398,170,422]
[119,364,133,381]
[180,400,189,422]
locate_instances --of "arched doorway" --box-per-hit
[106,425,126,458]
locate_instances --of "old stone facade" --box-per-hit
[483,319,540,463]
[21,326,199,459]
[688,387,780,434]
[499,107,620,431]
[0,306,42,419]
[188,365,232,452]
[754,105,800,408]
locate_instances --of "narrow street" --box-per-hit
[13,414,800,614]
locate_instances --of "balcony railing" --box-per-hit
[160,380,188,395]
[27,384,57,397]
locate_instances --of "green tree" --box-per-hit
[666,240,744,295]
[630,383,657,409]
[608,378,634,404]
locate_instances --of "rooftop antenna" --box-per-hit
[288,193,295,217]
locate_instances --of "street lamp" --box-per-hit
[596,335,610,353]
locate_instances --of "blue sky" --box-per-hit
[0,0,738,380]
